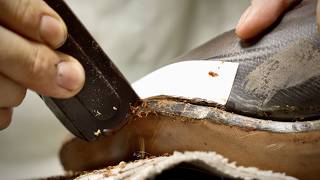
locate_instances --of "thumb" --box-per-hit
[236,0,300,40]
[0,25,85,98]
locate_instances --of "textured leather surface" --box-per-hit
[178,0,320,121]
[60,97,320,179]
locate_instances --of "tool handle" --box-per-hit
[42,0,139,141]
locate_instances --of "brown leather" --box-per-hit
[60,97,320,179]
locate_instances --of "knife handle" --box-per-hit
[42,0,140,141]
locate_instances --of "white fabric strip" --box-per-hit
[132,60,239,105]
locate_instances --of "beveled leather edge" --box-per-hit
[143,96,320,133]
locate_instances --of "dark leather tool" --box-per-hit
[42,0,140,141]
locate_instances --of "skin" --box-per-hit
[236,0,320,39]
[0,0,85,129]
[0,0,318,130]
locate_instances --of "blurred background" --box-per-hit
[0,0,249,179]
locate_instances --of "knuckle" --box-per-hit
[29,46,52,80]
[13,0,35,24]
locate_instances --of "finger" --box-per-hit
[0,0,67,48]
[0,108,13,130]
[236,0,300,40]
[0,74,26,108]
[0,25,85,99]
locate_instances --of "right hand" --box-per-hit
[0,0,85,129]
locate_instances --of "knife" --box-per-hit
[42,0,140,141]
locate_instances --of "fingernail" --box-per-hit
[236,6,252,30]
[56,61,85,91]
[40,15,67,48]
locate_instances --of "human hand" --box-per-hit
[236,0,316,40]
[0,0,85,129]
